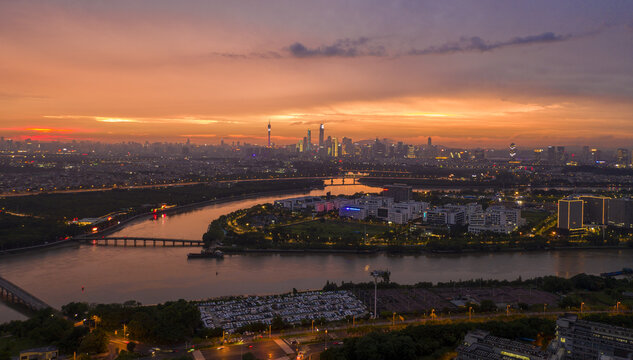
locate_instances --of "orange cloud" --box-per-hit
[26,128,75,133]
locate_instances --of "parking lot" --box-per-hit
[199,291,367,332]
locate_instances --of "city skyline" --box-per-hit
[1,1,632,147]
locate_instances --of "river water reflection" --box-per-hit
[1,182,632,324]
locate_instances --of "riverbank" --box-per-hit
[1,182,325,256]
[215,243,633,256]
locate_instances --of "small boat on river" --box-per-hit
[187,248,224,259]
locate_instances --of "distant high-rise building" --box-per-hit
[547,146,556,164]
[373,138,386,158]
[331,137,338,157]
[341,137,352,156]
[558,199,584,230]
[407,145,416,159]
[616,148,629,166]
[556,146,566,163]
[319,124,324,149]
[509,143,517,161]
[302,137,307,152]
[267,121,271,148]
[581,146,590,165]
[383,183,412,203]
[591,148,601,163]
[428,137,432,146]
[533,148,543,163]
[306,130,312,151]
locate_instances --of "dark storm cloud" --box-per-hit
[287,37,386,58]
[409,32,573,55]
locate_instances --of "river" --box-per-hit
[1,181,632,324]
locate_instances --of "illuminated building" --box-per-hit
[456,330,547,360]
[319,124,324,149]
[267,120,271,148]
[407,145,416,159]
[468,206,524,234]
[591,148,601,163]
[557,199,583,230]
[549,314,633,360]
[607,198,633,228]
[616,148,630,167]
[331,137,338,157]
[533,148,543,163]
[577,195,608,226]
[509,143,517,161]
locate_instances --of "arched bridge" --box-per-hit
[83,237,204,247]
[0,275,51,312]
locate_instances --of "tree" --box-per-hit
[479,300,497,313]
[271,315,286,331]
[78,329,108,354]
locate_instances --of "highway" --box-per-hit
[200,339,288,360]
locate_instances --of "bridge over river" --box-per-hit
[82,237,204,247]
[0,275,51,312]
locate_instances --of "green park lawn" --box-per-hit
[282,219,388,239]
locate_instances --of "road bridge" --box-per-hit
[84,237,204,247]
[0,275,51,312]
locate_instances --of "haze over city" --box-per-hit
[1,0,632,147]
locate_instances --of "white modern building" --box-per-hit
[468,206,524,234]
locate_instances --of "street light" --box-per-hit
[617,301,621,313]
[370,269,389,319]
[580,302,584,314]
[469,306,473,321]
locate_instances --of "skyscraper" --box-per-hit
[331,137,338,157]
[267,120,271,148]
[306,130,311,151]
[319,124,324,149]
[509,143,517,161]
[428,137,432,146]
[616,148,629,166]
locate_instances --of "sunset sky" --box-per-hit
[1,1,632,147]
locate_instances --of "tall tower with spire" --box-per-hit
[319,124,324,149]
[267,120,271,148]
